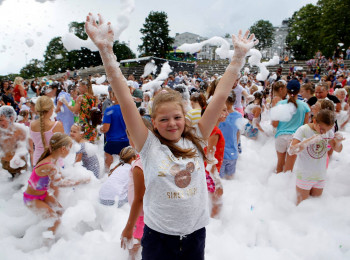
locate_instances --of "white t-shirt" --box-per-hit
[293,124,334,181]
[139,127,209,236]
[99,163,131,201]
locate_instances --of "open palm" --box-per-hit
[85,13,114,49]
[232,30,259,58]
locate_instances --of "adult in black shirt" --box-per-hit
[307,82,341,112]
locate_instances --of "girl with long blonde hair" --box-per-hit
[30,96,64,166]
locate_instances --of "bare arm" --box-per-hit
[85,13,147,152]
[64,95,82,114]
[121,166,145,248]
[53,121,65,133]
[198,30,258,139]
[100,123,110,134]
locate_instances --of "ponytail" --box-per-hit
[287,90,298,108]
[39,112,47,149]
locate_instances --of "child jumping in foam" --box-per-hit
[288,109,344,205]
[85,13,257,259]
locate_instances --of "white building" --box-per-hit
[264,20,290,58]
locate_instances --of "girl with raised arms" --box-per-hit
[85,13,257,260]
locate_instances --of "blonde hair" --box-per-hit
[36,133,72,165]
[109,146,137,175]
[35,96,54,149]
[14,77,24,86]
[151,89,208,161]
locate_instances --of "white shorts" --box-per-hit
[275,134,293,153]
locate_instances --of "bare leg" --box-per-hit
[284,154,297,172]
[27,200,60,234]
[276,151,286,173]
[105,152,113,172]
[210,188,223,218]
[296,186,310,205]
[310,188,323,197]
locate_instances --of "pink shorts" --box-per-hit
[296,179,325,190]
[133,215,144,239]
[23,191,48,205]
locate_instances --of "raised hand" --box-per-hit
[232,30,259,59]
[85,13,114,50]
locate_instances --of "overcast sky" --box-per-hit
[0,0,318,75]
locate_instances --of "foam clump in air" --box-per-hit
[270,102,297,122]
[62,0,134,52]
[142,62,172,95]
[141,60,157,78]
[25,39,34,48]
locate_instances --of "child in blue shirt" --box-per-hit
[219,91,242,179]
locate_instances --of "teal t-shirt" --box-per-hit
[275,99,310,138]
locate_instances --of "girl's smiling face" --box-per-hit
[218,104,229,123]
[152,102,185,142]
[70,125,83,142]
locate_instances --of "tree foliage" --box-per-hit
[286,0,350,59]
[249,20,275,50]
[20,59,45,79]
[113,41,136,61]
[138,11,174,58]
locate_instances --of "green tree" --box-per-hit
[20,59,45,79]
[138,11,174,58]
[249,20,275,50]
[69,21,88,40]
[286,0,350,59]
[113,41,136,61]
[286,4,321,59]
[318,0,350,57]
[43,37,70,75]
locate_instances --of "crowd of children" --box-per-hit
[0,13,348,259]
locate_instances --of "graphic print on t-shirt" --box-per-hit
[307,139,327,159]
[170,162,195,188]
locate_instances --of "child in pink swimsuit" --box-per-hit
[23,133,73,235]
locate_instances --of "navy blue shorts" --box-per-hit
[104,140,129,155]
[141,225,206,260]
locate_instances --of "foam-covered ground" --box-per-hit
[1,126,350,260]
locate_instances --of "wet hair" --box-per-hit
[320,99,335,111]
[19,110,29,119]
[190,92,206,110]
[226,90,236,105]
[272,81,286,96]
[287,88,299,108]
[253,91,263,107]
[174,84,190,101]
[206,79,220,99]
[36,133,72,164]
[315,109,335,126]
[301,83,315,95]
[35,96,54,149]
[50,81,63,104]
[71,123,85,134]
[0,105,17,122]
[151,88,207,161]
[109,146,137,175]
